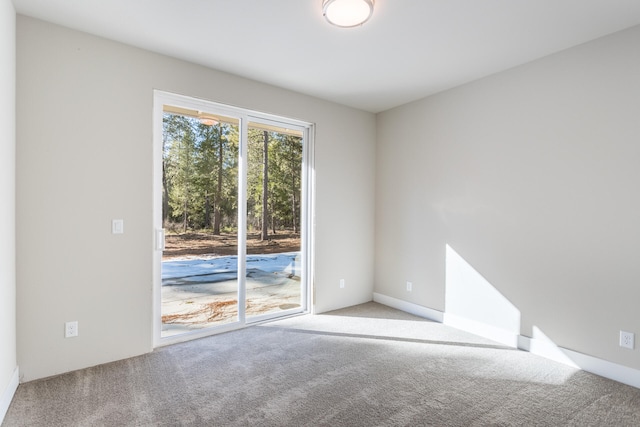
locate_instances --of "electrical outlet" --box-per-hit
[620,331,634,349]
[65,321,78,338]
[406,281,412,292]
[339,279,345,289]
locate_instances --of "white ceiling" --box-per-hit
[12,0,640,113]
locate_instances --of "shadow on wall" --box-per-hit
[444,244,578,368]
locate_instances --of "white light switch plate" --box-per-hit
[112,219,124,234]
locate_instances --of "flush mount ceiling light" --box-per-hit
[322,0,374,28]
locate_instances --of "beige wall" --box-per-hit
[19,8,639,384]
[0,0,17,415]
[17,16,376,381]
[376,25,640,369]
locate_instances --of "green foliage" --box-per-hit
[246,129,302,234]
[163,113,239,232]
[163,112,302,236]
[266,133,303,232]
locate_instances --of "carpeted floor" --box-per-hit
[4,302,640,426]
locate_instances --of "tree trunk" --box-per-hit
[162,161,170,226]
[205,194,212,229]
[182,198,188,233]
[292,190,297,234]
[213,124,223,235]
[291,149,297,233]
[272,207,276,234]
[261,130,269,241]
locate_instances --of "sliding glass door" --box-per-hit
[244,121,305,322]
[153,91,313,344]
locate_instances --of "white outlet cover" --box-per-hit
[620,331,634,349]
[65,321,79,338]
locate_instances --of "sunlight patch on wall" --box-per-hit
[444,244,521,347]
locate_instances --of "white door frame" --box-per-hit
[152,90,315,347]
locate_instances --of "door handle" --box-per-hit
[156,229,165,251]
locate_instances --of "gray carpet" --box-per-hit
[4,302,640,426]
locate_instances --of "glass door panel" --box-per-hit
[245,122,304,321]
[160,107,240,337]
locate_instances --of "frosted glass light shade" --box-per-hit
[323,0,374,28]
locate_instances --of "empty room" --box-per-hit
[2,0,640,425]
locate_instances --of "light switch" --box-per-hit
[112,219,124,234]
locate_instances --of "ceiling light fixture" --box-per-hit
[322,0,374,28]
[198,114,219,126]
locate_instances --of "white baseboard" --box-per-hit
[0,366,19,424]
[517,335,579,368]
[564,347,640,390]
[519,335,640,389]
[373,293,443,322]
[373,293,640,390]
